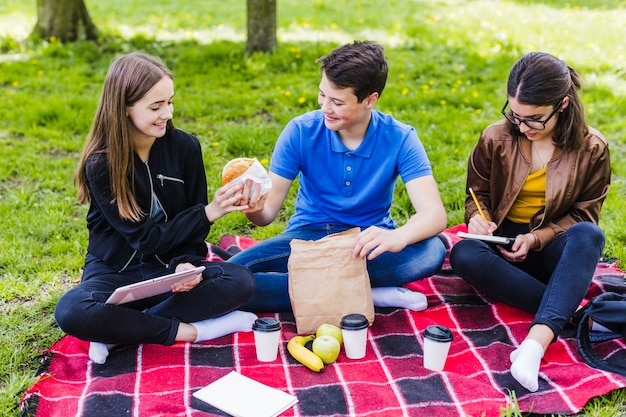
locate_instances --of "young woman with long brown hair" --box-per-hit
[55,52,257,364]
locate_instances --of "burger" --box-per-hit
[221,158,256,185]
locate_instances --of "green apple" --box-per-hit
[312,335,341,364]
[316,323,343,346]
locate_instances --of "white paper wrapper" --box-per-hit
[225,158,272,196]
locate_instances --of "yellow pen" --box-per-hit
[469,187,488,222]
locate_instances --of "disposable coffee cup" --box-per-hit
[340,314,369,359]
[423,325,453,371]
[252,318,282,362]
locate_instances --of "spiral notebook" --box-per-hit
[456,231,512,245]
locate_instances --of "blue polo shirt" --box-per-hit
[270,110,432,231]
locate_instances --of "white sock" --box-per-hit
[591,321,613,333]
[191,310,257,342]
[510,339,544,392]
[89,342,115,364]
[372,287,428,311]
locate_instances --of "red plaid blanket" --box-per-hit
[20,227,626,417]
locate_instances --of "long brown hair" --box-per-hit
[74,52,174,221]
[506,51,588,152]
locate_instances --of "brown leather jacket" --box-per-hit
[465,120,611,250]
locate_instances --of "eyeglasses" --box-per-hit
[501,99,563,131]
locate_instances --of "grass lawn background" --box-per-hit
[1,0,625,415]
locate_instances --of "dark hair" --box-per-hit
[506,51,588,151]
[316,40,388,102]
[75,52,174,221]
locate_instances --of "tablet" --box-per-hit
[105,266,206,305]
[456,231,512,245]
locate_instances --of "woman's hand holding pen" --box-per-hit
[467,187,528,261]
[467,188,497,235]
[467,214,497,235]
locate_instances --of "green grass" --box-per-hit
[1,1,626,416]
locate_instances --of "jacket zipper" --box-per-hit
[156,174,185,187]
[146,163,169,222]
[145,162,168,267]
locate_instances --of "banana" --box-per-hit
[287,335,324,372]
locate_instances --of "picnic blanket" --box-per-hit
[20,226,626,417]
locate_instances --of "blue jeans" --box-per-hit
[54,253,255,345]
[449,222,605,338]
[227,225,446,312]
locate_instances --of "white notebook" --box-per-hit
[193,371,298,417]
[456,231,512,245]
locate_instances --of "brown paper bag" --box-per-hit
[287,227,375,334]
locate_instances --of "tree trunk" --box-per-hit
[32,0,99,42]
[246,0,277,54]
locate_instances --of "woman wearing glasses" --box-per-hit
[449,52,611,392]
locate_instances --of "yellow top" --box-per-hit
[506,168,547,223]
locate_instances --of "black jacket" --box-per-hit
[84,129,211,272]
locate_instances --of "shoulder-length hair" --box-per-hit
[74,52,174,221]
[506,51,588,152]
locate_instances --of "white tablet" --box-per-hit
[456,231,512,245]
[105,266,206,305]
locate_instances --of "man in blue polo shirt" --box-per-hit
[229,40,447,312]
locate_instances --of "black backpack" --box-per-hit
[576,292,626,376]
